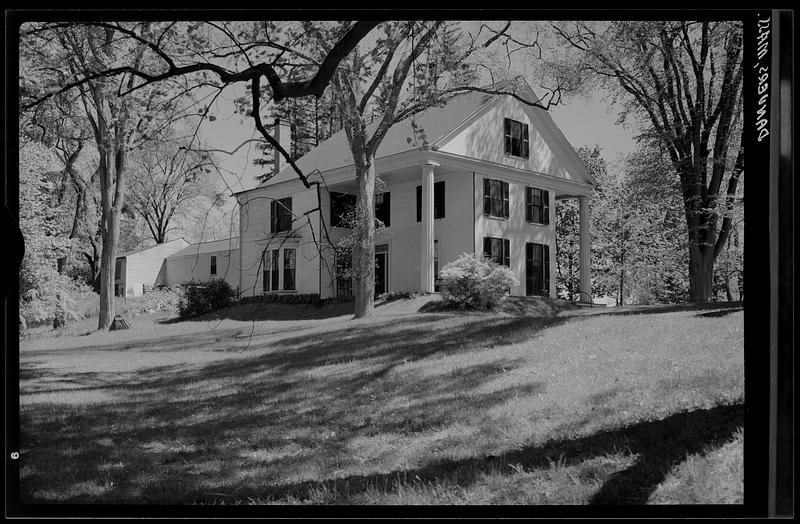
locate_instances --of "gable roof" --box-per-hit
[254,90,499,189]
[166,237,239,259]
[251,78,595,191]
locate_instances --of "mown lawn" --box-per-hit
[18,298,744,505]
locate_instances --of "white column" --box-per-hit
[420,162,437,292]
[579,195,591,303]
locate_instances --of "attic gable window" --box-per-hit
[504,118,529,158]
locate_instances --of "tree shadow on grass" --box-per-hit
[239,402,743,505]
[18,314,566,504]
[566,301,744,318]
[695,307,743,319]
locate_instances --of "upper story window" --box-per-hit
[270,197,293,234]
[416,181,445,222]
[525,187,550,225]
[330,191,356,228]
[483,178,509,219]
[375,192,391,227]
[504,118,529,158]
[330,191,391,228]
[115,259,123,280]
[210,255,217,275]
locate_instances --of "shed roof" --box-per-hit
[166,237,239,259]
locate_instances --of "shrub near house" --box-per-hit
[439,253,519,310]
[177,279,237,319]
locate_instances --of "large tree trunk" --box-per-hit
[353,155,376,319]
[97,146,127,330]
[688,244,715,302]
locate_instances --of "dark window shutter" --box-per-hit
[525,187,532,222]
[543,190,550,225]
[434,181,445,219]
[416,185,422,222]
[272,250,279,290]
[522,124,530,158]
[525,243,533,296]
[502,182,509,218]
[483,179,491,215]
[503,239,510,267]
[544,244,550,296]
[483,237,492,259]
[376,192,390,227]
[270,200,276,233]
[262,252,267,292]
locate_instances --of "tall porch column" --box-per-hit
[579,195,591,303]
[420,162,438,292]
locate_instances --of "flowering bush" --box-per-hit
[439,253,519,310]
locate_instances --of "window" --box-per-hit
[115,259,122,280]
[263,249,279,292]
[283,248,296,291]
[210,255,217,275]
[504,118,529,158]
[336,277,353,297]
[416,181,445,222]
[375,192,391,227]
[270,197,293,233]
[525,187,550,225]
[483,237,510,267]
[483,178,509,219]
[330,192,356,228]
[526,242,551,296]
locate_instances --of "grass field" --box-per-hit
[18,297,744,505]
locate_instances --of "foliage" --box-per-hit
[438,253,519,310]
[333,205,388,283]
[18,141,85,329]
[177,279,237,319]
[552,20,744,301]
[377,290,427,303]
[556,146,607,301]
[126,134,219,244]
[124,287,182,316]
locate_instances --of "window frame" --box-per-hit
[483,178,509,219]
[483,236,511,267]
[283,248,296,291]
[270,197,293,234]
[263,249,280,293]
[504,117,530,159]
[525,186,550,225]
[525,242,551,296]
[210,255,217,275]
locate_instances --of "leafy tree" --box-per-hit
[21,22,199,329]
[126,136,216,244]
[21,20,562,320]
[18,141,82,328]
[553,20,744,302]
[556,146,607,301]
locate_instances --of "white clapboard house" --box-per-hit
[233,82,597,301]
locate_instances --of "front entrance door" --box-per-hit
[375,244,389,295]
